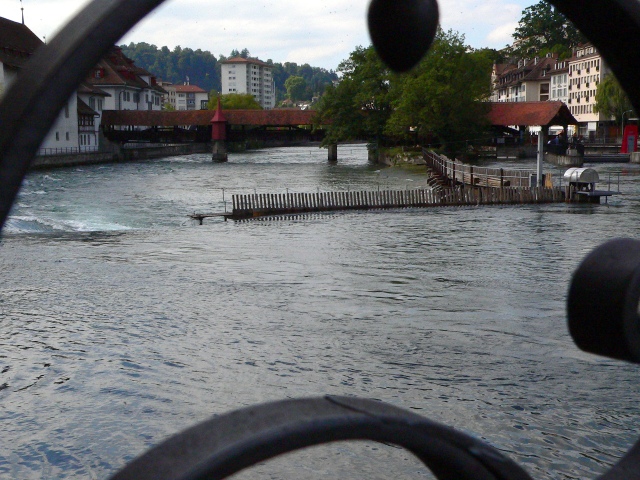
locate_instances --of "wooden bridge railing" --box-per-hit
[423,149,535,188]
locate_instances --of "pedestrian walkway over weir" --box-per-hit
[190,151,566,222]
[422,149,544,188]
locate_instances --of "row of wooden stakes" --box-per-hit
[229,186,567,219]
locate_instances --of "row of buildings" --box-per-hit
[162,56,277,111]
[490,44,613,139]
[0,16,277,155]
[1,16,168,153]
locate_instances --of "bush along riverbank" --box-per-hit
[372,146,426,167]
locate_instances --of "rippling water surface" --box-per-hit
[1,145,640,479]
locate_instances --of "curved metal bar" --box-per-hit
[108,396,532,480]
[0,0,168,229]
[600,439,640,480]
[548,0,640,115]
[0,1,640,478]
[568,238,640,363]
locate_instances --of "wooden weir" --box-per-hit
[226,185,564,220]
[192,151,566,222]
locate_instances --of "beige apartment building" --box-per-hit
[220,57,275,109]
[491,44,613,138]
[567,44,611,134]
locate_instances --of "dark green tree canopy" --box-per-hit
[121,42,220,93]
[511,1,586,58]
[316,29,493,156]
[315,46,392,146]
[594,74,634,124]
[385,29,493,153]
[207,93,262,110]
[284,76,307,102]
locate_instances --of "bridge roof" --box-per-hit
[101,109,319,127]
[488,101,578,127]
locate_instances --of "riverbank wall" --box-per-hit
[31,143,211,169]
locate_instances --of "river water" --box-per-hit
[1,144,640,480]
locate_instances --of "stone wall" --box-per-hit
[31,143,211,169]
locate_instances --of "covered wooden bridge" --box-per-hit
[101,109,324,145]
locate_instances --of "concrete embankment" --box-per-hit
[31,143,211,169]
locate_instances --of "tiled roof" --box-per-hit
[77,98,98,117]
[85,47,166,94]
[167,85,208,94]
[101,109,319,127]
[78,83,111,97]
[220,56,271,68]
[488,101,578,127]
[522,57,556,82]
[0,17,43,68]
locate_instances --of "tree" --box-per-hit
[163,102,176,111]
[385,29,493,155]
[512,1,586,58]
[207,93,262,110]
[120,42,220,92]
[284,76,307,102]
[315,46,392,146]
[594,74,635,125]
[316,31,493,156]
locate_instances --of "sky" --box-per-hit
[0,0,534,71]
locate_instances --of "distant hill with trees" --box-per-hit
[119,43,338,103]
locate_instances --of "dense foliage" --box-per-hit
[511,1,586,58]
[207,93,262,110]
[594,74,635,125]
[120,43,338,103]
[284,76,307,102]
[121,42,221,92]
[315,30,493,156]
[316,46,392,147]
[386,30,494,152]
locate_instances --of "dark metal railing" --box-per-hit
[37,146,101,156]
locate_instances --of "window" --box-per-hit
[66,132,70,141]
[134,93,140,103]
[55,132,59,141]
[540,83,550,101]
